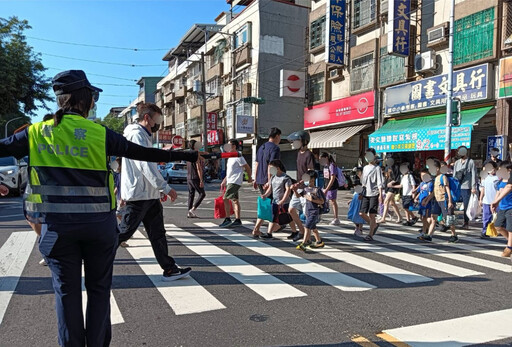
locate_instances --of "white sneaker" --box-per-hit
[330,219,341,226]
[354,227,363,237]
[39,258,47,266]
[187,210,198,218]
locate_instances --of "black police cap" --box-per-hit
[52,70,103,95]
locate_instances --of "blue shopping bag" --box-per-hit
[347,193,365,225]
[257,197,273,221]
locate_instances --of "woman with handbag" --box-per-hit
[259,160,293,239]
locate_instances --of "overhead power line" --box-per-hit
[42,53,166,67]
[28,36,168,51]
[46,67,138,82]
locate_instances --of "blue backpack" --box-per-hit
[440,174,461,202]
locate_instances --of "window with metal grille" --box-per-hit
[379,47,406,87]
[352,0,377,30]
[504,2,512,47]
[350,53,374,92]
[236,101,252,117]
[453,7,494,65]
[178,101,186,114]
[308,73,325,103]
[206,78,222,97]
[310,16,326,50]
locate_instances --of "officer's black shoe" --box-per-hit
[162,267,192,282]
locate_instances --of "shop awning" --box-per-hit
[309,124,370,149]
[369,106,492,152]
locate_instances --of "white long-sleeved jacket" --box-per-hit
[121,123,172,201]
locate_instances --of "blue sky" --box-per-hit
[2,0,229,122]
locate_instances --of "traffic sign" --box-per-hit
[172,135,183,148]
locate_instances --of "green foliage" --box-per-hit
[0,16,52,136]
[95,113,125,134]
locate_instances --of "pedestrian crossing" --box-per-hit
[1,220,511,325]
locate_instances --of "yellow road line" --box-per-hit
[376,332,412,347]
[351,335,381,347]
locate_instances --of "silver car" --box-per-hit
[0,156,28,196]
[161,163,188,184]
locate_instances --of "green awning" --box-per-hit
[369,106,492,152]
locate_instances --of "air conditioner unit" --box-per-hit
[380,0,388,15]
[427,23,449,47]
[414,51,436,73]
[329,68,344,80]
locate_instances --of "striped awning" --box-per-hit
[309,124,370,149]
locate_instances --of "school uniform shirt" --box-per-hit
[226,156,247,186]
[482,174,499,205]
[323,163,337,189]
[304,187,326,216]
[401,173,415,196]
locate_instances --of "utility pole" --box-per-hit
[444,0,456,163]
[200,51,208,149]
[231,49,237,140]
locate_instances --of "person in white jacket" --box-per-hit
[119,102,195,281]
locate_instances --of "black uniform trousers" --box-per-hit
[119,199,176,272]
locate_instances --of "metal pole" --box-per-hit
[4,117,23,138]
[443,0,455,163]
[201,51,208,149]
[231,49,237,139]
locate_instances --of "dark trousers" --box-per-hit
[39,215,118,347]
[460,189,472,224]
[482,203,492,235]
[187,179,206,210]
[119,199,176,272]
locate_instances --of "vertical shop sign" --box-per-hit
[207,112,218,130]
[388,0,411,57]
[325,0,345,65]
[487,135,506,160]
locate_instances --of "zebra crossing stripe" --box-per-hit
[124,231,226,315]
[80,268,124,325]
[165,225,307,300]
[0,231,37,325]
[195,222,375,292]
[318,225,484,277]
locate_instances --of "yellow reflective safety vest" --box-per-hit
[25,114,115,224]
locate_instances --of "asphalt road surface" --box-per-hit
[1,182,512,347]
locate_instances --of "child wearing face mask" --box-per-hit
[479,161,499,238]
[415,169,434,236]
[296,170,325,251]
[388,162,418,226]
[260,160,293,239]
[491,161,512,257]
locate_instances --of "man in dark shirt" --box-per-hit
[251,127,281,236]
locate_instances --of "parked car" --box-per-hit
[0,156,28,196]
[161,162,188,184]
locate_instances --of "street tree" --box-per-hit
[0,16,52,136]
[95,112,125,134]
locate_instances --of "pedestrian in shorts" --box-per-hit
[359,148,384,241]
[491,161,512,257]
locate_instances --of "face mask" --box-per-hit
[480,171,488,180]
[320,158,328,166]
[458,147,467,157]
[440,166,449,174]
[88,104,97,119]
[365,153,375,162]
[292,140,302,150]
[150,114,162,133]
[386,158,394,166]
[301,173,311,183]
[422,174,432,183]
[193,141,203,151]
[491,150,499,157]
[429,167,437,176]
[400,166,408,175]
[304,181,310,187]
[110,160,119,172]
[354,185,363,194]
[269,167,278,176]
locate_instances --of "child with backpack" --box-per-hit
[295,170,326,251]
[415,169,434,236]
[259,159,292,239]
[419,159,458,242]
[388,162,418,226]
[479,160,499,238]
[319,152,346,226]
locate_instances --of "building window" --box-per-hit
[352,0,377,30]
[453,8,494,65]
[234,24,250,49]
[379,47,406,87]
[236,101,252,117]
[310,16,326,50]
[308,73,325,103]
[178,101,186,114]
[175,122,185,137]
[190,63,201,79]
[206,78,222,97]
[350,53,374,93]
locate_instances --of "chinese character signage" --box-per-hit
[325,0,345,66]
[369,126,472,153]
[388,0,411,57]
[384,63,490,115]
[158,130,172,144]
[498,57,512,99]
[236,115,254,134]
[487,135,506,160]
[304,91,374,129]
[207,112,218,130]
[207,129,224,146]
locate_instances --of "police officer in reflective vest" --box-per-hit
[0,70,198,347]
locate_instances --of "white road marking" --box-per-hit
[384,308,512,346]
[165,224,306,300]
[125,231,226,315]
[319,225,483,277]
[0,214,25,219]
[0,231,37,325]
[195,222,375,292]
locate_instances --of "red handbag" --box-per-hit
[214,188,234,219]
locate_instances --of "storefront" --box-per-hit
[374,63,496,169]
[304,91,375,167]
